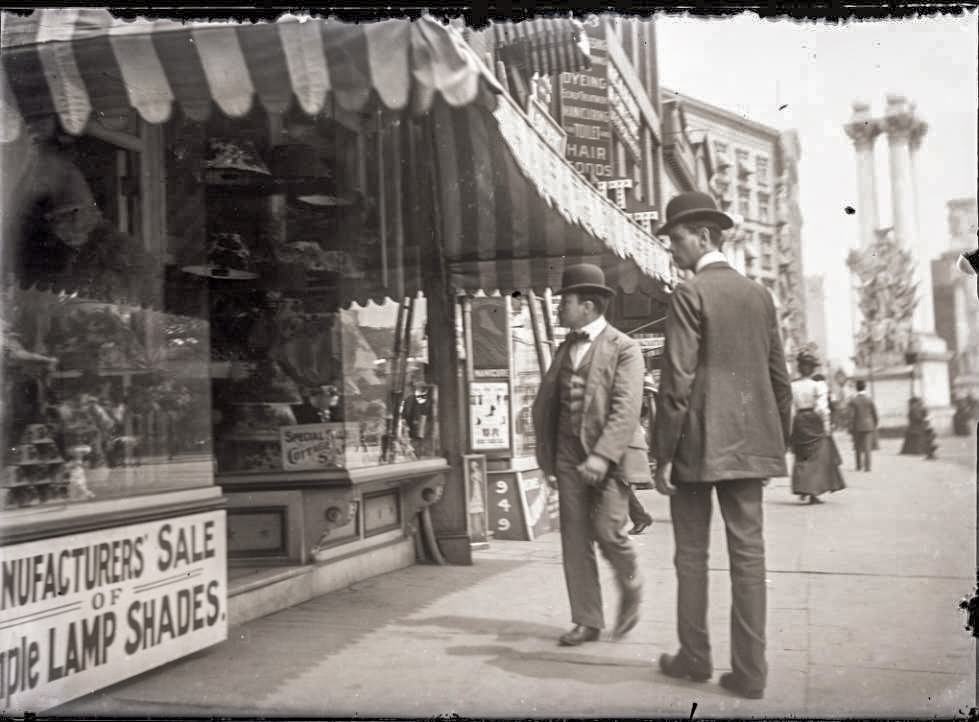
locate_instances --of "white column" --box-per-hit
[843,101,881,249]
[883,94,935,334]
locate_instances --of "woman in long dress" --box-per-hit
[790,350,846,504]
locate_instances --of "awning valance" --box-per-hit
[431,91,673,295]
[0,9,502,143]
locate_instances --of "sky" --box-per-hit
[654,10,978,365]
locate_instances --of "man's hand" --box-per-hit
[576,454,609,486]
[654,460,676,496]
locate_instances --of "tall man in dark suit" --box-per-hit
[532,263,651,647]
[654,192,793,700]
[848,380,878,471]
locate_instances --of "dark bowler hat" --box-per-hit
[556,263,615,296]
[656,191,734,236]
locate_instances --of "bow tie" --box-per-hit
[566,330,590,344]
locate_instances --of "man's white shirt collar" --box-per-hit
[695,250,728,274]
[578,316,607,341]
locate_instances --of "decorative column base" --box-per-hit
[912,331,952,410]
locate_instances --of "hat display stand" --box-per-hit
[2,425,69,508]
[181,232,259,280]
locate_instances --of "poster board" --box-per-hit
[466,297,512,455]
[469,381,511,451]
[0,511,227,712]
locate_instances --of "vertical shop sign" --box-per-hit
[559,16,611,182]
[0,511,227,712]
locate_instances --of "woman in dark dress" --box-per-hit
[790,350,846,504]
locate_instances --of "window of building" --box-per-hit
[713,140,728,157]
[738,188,751,218]
[736,148,750,166]
[757,192,771,223]
[756,155,769,187]
[760,233,774,270]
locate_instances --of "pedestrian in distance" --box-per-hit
[532,263,650,647]
[653,191,793,701]
[848,380,878,471]
[627,372,659,535]
[790,349,846,503]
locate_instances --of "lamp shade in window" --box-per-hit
[268,143,353,207]
[205,138,271,185]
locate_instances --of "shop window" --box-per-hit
[2,117,214,510]
[511,296,543,459]
[199,110,438,475]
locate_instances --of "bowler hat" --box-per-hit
[556,263,615,296]
[656,191,734,236]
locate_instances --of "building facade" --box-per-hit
[661,89,808,360]
[932,197,979,397]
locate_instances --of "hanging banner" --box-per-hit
[0,511,227,712]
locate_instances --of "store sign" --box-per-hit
[0,511,227,712]
[527,97,567,156]
[607,61,642,161]
[280,423,377,471]
[559,19,611,182]
[469,381,510,451]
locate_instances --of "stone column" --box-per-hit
[843,101,882,249]
[908,107,928,244]
[883,94,935,335]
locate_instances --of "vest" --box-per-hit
[557,341,596,439]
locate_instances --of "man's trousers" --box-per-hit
[556,433,640,630]
[852,430,873,470]
[669,479,767,689]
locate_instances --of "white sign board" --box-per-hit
[469,381,511,451]
[0,510,227,713]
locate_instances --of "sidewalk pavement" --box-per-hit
[57,436,976,719]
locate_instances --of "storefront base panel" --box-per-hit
[227,538,415,627]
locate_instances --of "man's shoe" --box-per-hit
[628,520,651,535]
[558,625,600,646]
[658,652,711,682]
[719,672,764,699]
[612,583,641,639]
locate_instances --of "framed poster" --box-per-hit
[469,381,510,451]
[463,454,490,546]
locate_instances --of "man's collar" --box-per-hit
[577,316,607,341]
[695,250,728,274]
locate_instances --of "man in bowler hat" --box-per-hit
[654,192,792,699]
[532,263,650,646]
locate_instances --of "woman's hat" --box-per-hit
[796,348,820,366]
[656,191,734,236]
[556,263,615,296]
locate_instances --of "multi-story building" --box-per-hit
[660,89,808,359]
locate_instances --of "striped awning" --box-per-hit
[0,9,502,143]
[491,17,590,77]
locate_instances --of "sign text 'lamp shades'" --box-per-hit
[181,232,258,280]
[268,143,354,208]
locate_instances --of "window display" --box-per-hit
[511,296,542,458]
[2,122,214,509]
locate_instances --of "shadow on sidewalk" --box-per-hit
[53,559,528,716]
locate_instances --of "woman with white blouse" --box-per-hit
[789,349,846,504]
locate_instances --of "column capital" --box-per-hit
[845,120,882,150]
[909,117,928,152]
[883,93,916,142]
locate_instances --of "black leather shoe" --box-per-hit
[628,520,651,535]
[719,671,764,699]
[612,583,641,639]
[658,652,711,682]
[558,625,600,646]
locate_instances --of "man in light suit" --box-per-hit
[654,192,793,700]
[848,380,878,471]
[532,263,651,647]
